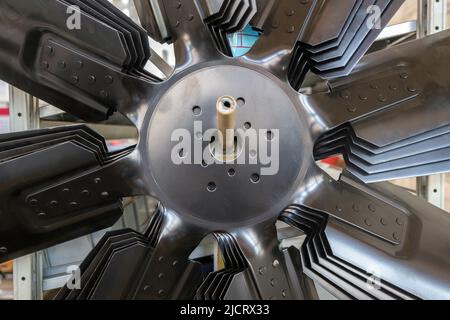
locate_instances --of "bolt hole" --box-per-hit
[244,122,252,130]
[21,277,26,281]
[250,173,260,184]
[178,148,186,158]
[207,182,217,192]
[17,113,22,117]
[228,168,236,177]
[237,97,245,107]
[192,106,202,116]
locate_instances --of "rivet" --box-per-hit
[158,273,165,279]
[335,205,343,212]
[50,200,58,207]
[88,75,96,83]
[158,289,166,297]
[58,60,66,69]
[100,90,109,98]
[174,20,180,28]
[400,72,409,79]
[364,218,372,226]
[380,218,388,226]
[287,25,295,33]
[101,191,109,197]
[272,259,280,268]
[301,0,309,4]
[41,61,49,69]
[187,14,194,21]
[70,202,78,207]
[270,278,276,287]
[259,266,266,275]
[158,256,164,262]
[396,217,404,226]
[62,188,70,193]
[282,290,287,298]
[370,83,378,89]
[143,285,150,291]
[82,190,90,196]
[94,178,102,184]
[38,212,46,217]
[358,94,368,101]
[368,203,376,212]
[347,106,357,113]
[0,247,7,254]
[29,199,38,206]
[352,204,360,212]
[172,260,179,267]
[70,75,79,84]
[286,9,295,16]
[176,1,182,8]
[377,94,386,102]
[393,232,400,241]
[104,75,113,84]
[407,86,417,93]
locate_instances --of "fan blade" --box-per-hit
[289,0,404,89]
[131,208,207,299]
[243,0,315,77]
[231,221,308,299]
[0,0,157,122]
[291,169,450,299]
[0,125,143,262]
[310,30,450,182]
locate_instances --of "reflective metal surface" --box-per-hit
[0,0,449,300]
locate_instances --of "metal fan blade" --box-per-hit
[288,0,404,90]
[130,208,207,299]
[150,1,222,73]
[0,125,143,262]
[309,30,450,182]
[231,221,308,300]
[0,0,158,122]
[133,0,170,44]
[291,169,450,299]
[243,0,315,77]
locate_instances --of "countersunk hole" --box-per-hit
[228,168,236,177]
[266,130,274,141]
[192,106,202,116]
[250,173,260,184]
[250,150,257,158]
[244,122,252,130]
[237,97,245,107]
[207,182,217,192]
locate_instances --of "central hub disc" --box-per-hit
[147,65,306,227]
